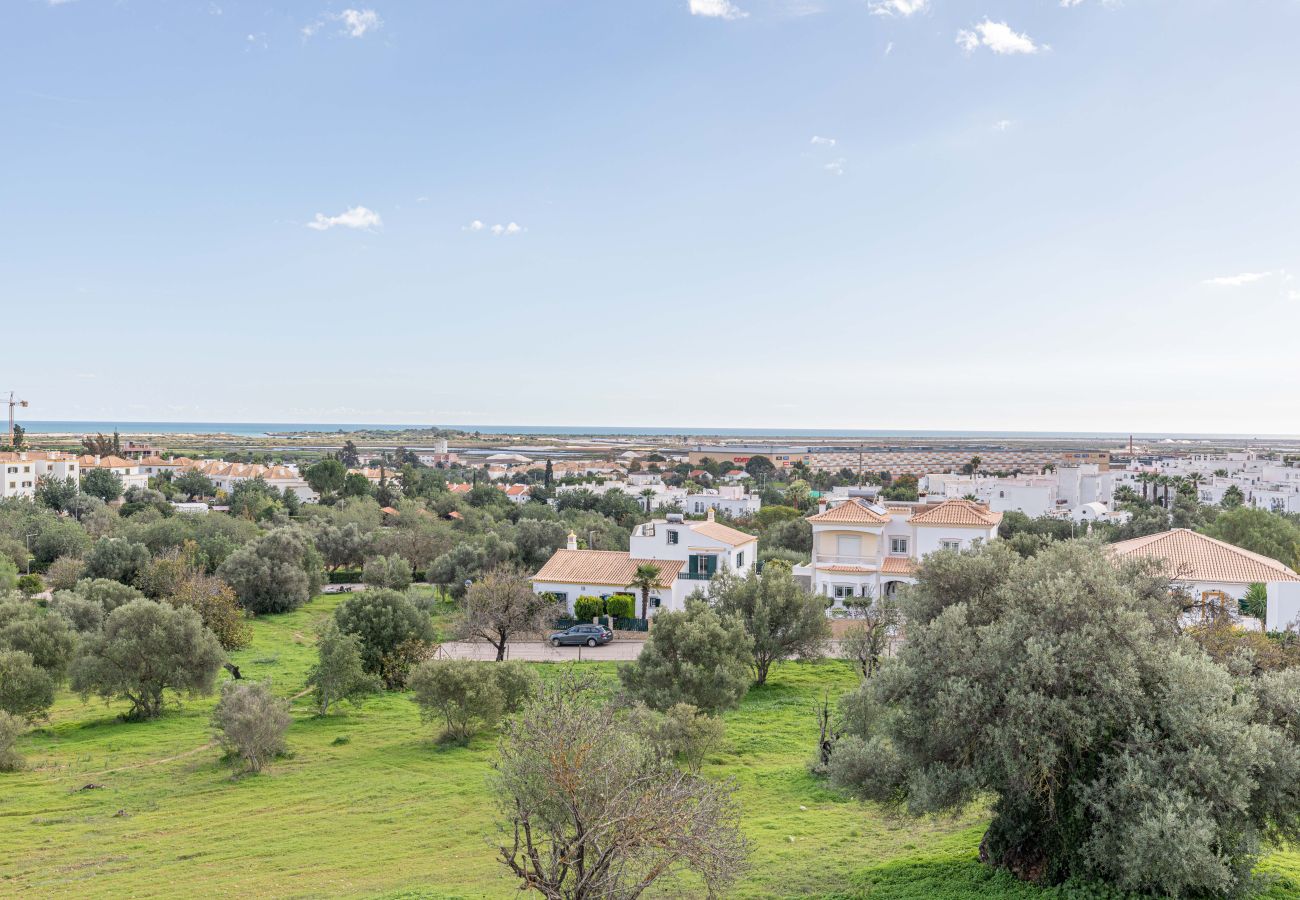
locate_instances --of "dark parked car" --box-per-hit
[549,624,614,647]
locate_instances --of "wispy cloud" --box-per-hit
[884,41,894,56]
[307,206,382,231]
[868,0,928,17]
[957,20,1044,55]
[689,0,748,20]
[464,220,524,236]
[304,8,383,39]
[823,158,845,176]
[1202,271,1273,287]
[993,119,1012,132]
[810,135,837,147]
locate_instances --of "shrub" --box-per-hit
[362,554,413,591]
[83,537,151,584]
[619,600,752,715]
[708,563,830,685]
[573,595,604,621]
[628,702,725,774]
[166,574,251,651]
[70,600,225,720]
[212,681,291,773]
[0,710,23,772]
[32,520,91,566]
[45,556,86,592]
[334,589,435,687]
[218,527,324,614]
[408,658,535,744]
[0,598,78,679]
[73,578,145,613]
[605,594,635,619]
[16,574,43,598]
[0,650,56,721]
[48,592,105,634]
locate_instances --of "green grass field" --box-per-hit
[4,593,1300,899]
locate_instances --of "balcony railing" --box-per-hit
[679,571,713,581]
[814,554,878,567]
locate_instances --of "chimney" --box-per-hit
[566,531,578,551]
[706,507,715,522]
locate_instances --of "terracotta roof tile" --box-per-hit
[533,550,684,589]
[881,556,919,575]
[908,499,1002,527]
[808,498,889,525]
[689,520,757,546]
[1109,529,1300,585]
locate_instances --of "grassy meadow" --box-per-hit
[4,593,1300,899]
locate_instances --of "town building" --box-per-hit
[793,497,1001,607]
[77,455,149,492]
[530,510,757,615]
[1108,528,1300,629]
[0,451,80,499]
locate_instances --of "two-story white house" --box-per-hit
[77,455,150,492]
[680,485,762,518]
[793,497,1002,607]
[531,510,758,616]
[1,451,81,499]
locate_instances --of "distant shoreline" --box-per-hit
[15,421,1300,442]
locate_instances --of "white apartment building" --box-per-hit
[1116,453,1300,514]
[793,498,1002,607]
[680,485,761,518]
[0,451,81,499]
[921,464,1120,522]
[531,510,757,615]
[187,459,318,502]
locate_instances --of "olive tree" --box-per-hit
[0,598,78,679]
[305,619,379,715]
[333,588,435,687]
[827,539,1300,897]
[456,567,554,661]
[83,537,151,584]
[839,593,901,678]
[408,658,534,744]
[0,710,23,772]
[70,600,225,720]
[708,562,830,685]
[212,681,291,774]
[314,521,369,573]
[362,554,413,591]
[619,600,752,715]
[492,672,746,898]
[0,650,56,721]
[218,527,324,614]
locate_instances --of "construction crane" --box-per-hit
[6,392,28,447]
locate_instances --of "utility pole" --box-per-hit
[6,392,28,447]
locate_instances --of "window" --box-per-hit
[940,539,961,551]
[736,551,744,568]
[836,535,862,559]
[667,530,678,545]
[890,537,909,554]
[833,584,855,599]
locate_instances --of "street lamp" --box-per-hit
[24,532,36,574]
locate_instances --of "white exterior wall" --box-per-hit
[913,523,996,557]
[532,579,686,614]
[1267,582,1300,632]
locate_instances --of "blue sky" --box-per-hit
[3,0,1299,433]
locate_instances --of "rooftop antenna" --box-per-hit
[6,392,28,447]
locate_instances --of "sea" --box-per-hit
[17,422,1300,441]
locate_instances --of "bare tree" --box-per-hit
[457,567,555,661]
[492,673,746,899]
[839,591,900,678]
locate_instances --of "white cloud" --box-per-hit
[823,158,845,176]
[690,0,748,20]
[868,0,928,17]
[884,41,894,56]
[993,119,1012,131]
[306,206,382,231]
[465,220,523,236]
[47,0,77,6]
[957,20,1043,55]
[304,8,382,40]
[810,135,837,147]
[338,8,381,37]
[1202,272,1273,287]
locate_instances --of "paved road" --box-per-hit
[438,640,647,661]
[438,640,851,662]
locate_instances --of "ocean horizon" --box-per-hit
[15,421,1300,442]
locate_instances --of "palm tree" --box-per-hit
[639,488,656,513]
[629,563,662,622]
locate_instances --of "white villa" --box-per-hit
[530,510,757,615]
[921,464,1121,523]
[1108,528,1300,629]
[793,497,1002,607]
[77,455,150,492]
